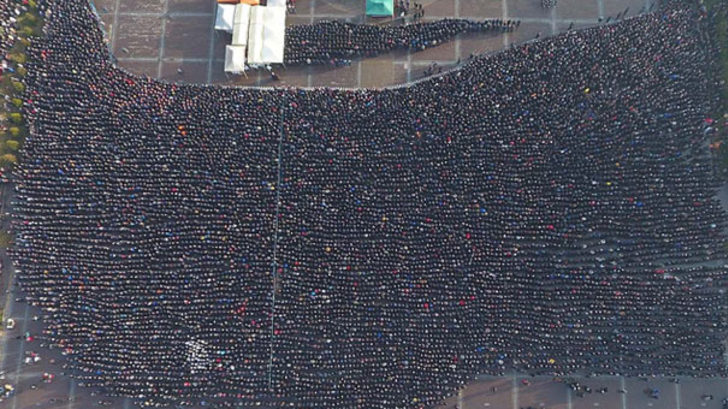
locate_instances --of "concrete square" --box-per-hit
[163,16,212,59]
[99,13,114,41]
[602,0,645,19]
[389,48,411,63]
[161,61,208,83]
[361,59,394,88]
[571,378,623,409]
[118,0,165,14]
[277,66,311,88]
[410,64,434,82]
[270,65,311,87]
[89,0,116,14]
[311,64,358,88]
[312,16,349,23]
[292,0,316,15]
[508,22,551,46]
[461,377,514,409]
[518,377,569,409]
[459,32,506,60]
[625,379,678,409]
[678,378,728,409]
[363,14,392,24]
[168,0,214,14]
[556,0,599,19]
[212,31,231,61]
[557,20,597,33]
[315,0,364,15]
[286,15,313,26]
[422,0,456,17]
[209,60,261,86]
[411,38,457,62]
[234,70,264,87]
[115,15,163,58]
[459,0,502,19]
[118,60,160,78]
[392,63,409,85]
[507,0,552,19]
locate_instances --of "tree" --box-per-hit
[0,231,14,248]
[19,26,34,38]
[11,98,23,109]
[16,66,27,77]
[18,13,39,27]
[6,140,20,152]
[9,127,21,138]
[9,53,26,64]
[11,81,25,94]
[0,154,18,167]
[9,113,23,124]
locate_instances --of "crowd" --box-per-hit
[9,0,728,408]
[0,1,22,80]
[284,18,518,65]
[0,0,16,57]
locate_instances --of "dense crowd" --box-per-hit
[10,0,728,408]
[0,0,15,56]
[0,0,21,77]
[284,18,518,65]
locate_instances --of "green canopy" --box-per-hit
[366,0,393,16]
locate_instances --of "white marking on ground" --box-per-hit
[10,302,30,409]
[0,285,16,373]
[454,0,460,59]
[67,379,77,409]
[502,0,509,47]
[118,57,217,62]
[267,100,286,392]
[118,12,213,17]
[567,387,573,409]
[512,373,518,409]
[357,61,362,87]
[111,0,121,51]
[597,0,604,19]
[157,0,169,78]
[206,0,217,83]
[675,381,681,409]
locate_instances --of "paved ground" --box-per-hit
[89,0,657,88]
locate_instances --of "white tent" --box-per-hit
[266,0,287,7]
[231,3,251,46]
[247,6,286,65]
[214,4,236,33]
[224,45,246,73]
[261,6,286,64]
[246,6,266,65]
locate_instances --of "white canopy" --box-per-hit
[224,45,246,73]
[231,4,251,46]
[246,6,266,65]
[247,6,286,65]
[261,6,286,64]
[214,4,236,33]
